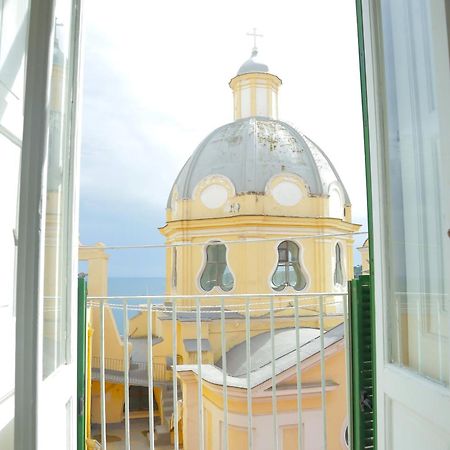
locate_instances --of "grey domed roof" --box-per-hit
[237,49,269,75]
[168,117,350,207]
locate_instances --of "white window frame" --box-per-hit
[14,0,83,448]
[361,0,450,447]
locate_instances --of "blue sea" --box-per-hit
[107,277,166,335]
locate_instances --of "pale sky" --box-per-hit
[80,0,368,277]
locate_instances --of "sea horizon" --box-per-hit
[107,276,166,335]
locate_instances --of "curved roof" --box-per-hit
[168,117,350,207]
[237,49,269,75]
[217,327,320,377]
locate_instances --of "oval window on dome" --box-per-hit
[272,181,302,206]
[200,184,228,209]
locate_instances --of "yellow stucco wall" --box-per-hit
[178,341,348,450]
[79,244,131,371]
[91,381,124,424]
[357,239,370,274]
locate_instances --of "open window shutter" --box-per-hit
[77,275,88,450]
[349,275,376,449]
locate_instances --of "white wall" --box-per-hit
[0,0,30,448]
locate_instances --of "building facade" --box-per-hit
[2,1,450,449]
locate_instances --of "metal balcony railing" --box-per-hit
[86,292,351,450]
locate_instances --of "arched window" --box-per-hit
[271,241,307,291]
[200,242,234,291]
[334,243,344,285]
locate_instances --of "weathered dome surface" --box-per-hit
[168,117,350,207]
[237,49,269,75]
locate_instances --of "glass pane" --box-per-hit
[292,263,307,291]
[216,243,226,262]
[272,264,286,290]
[381,0,449,385]
[287,264,298,286]
[42,0,74,379]
[221,265,234,291]
[287,241,299,262]
[278,241,289,263]
[207,244,218,262]
[200,263,216,291]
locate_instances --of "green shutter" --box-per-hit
[77,275,87,450]
[350,275,376,450]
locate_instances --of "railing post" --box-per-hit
[270,296,279,450]
[294,296,304,450]
[147,300,155,450]
[123,300,130,450]
[319,295,327,450]
[220,297,229,450]
[77,275,87,450]
[196,298,205,450]
[171,299,179,449]
[245,298,253,450]
[99,299,107,450]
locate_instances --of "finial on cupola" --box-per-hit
[247,27,263,56]
[229,29,282,121]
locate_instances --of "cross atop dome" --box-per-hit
[246,27,263,55]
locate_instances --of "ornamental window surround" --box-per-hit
[200,242,234,292]
[271,240,307,291]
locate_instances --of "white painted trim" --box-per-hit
[255,339,344,394]
[15,2,56,448]
[192,174,236,202]
[382,365,450,435]
[264,172,310,200]
[362,0,450,448]
[165,224,359,242]
[0,123,22,147]
[14,0,83,448]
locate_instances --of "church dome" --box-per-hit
[168,117,350,208]
[237,49,269,75]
